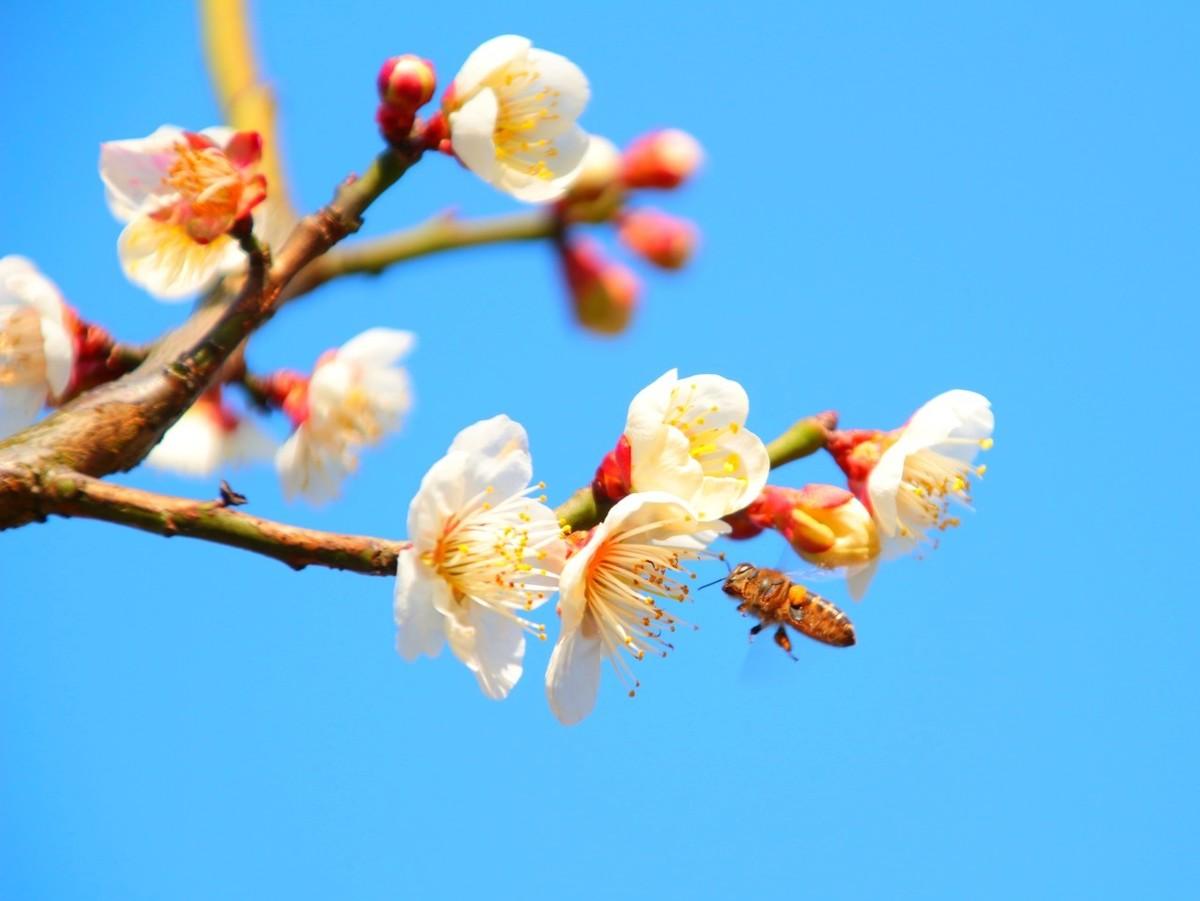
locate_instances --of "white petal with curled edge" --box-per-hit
[442,599,526,700]
[225,418,278,466]
[452,34,531,97]
[903,389,994,462]
[0,384,44,440]
[546,619,604,726]
[449,89,502,185]
[99,125,185,221]
[625,369,678,440]
[866,442,908,537]
[447,414,533,502]
[337,328,415,367]
[846,559,879,602]
[394,551,449,661]
[522,49,590,136]
[406,450,468,550]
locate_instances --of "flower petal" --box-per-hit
[394,551,449,661]
[522,49,590,136]
[866,442,907,536]
[118,218,240,300]
[275,428,353,504]
[903,389,994,462]
[452,34,531,97]
[0,384,44,440]
[442,599,526,699]
[546,619,603,726]
[496,125,591,203]
[99,126,185,221]
[337,328,415,367]
[449,89,502,185]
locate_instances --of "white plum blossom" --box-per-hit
[445,35,591,202]
[146,392,276,477]
[546,492,727,725]
[275,328,415,504]
[0,256,75,438]
[99,126,266,299]
[395,415,565,699]
[625,369,770,520]
[867,389,994,544]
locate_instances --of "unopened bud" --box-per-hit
[377,55,437,111]
[618,209,697,270]
[620,129,703,190]
[560,240,639,335]
[592,435,632,503]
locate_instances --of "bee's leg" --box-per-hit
[736,603,751,618]
[748,622,766,641]
[774,626,797,661]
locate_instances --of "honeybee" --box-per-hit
[721,562,856,656]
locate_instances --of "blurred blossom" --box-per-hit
[620,128,703,190]
[0,256,75,438]
[99,126,266,299]
[275,328,414,504]
[146,390,275,477]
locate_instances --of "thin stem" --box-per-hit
[39,469,408,575]
[284,208,559,300]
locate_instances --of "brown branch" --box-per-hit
[37,468,408,575]
[0,146,421,529]
[283,208,560,300]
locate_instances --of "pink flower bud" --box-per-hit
[620,129,703,190]
[377,55,437,111]
[591,434,632,504]
[560,240,640,336]
[618,209,697,270]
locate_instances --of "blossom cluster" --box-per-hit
[392,373,994,725]
[0,30,997,729]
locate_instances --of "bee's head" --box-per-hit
[721,562,757,596]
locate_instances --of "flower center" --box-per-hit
[896,445,990,536]
[486,66,561,181]
[161,142,246,241]
[581,524,708,695]
[421,484,558,635]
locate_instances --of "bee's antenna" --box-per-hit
[698,575,726,590]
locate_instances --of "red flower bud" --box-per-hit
[592,434,632,504]
[620,129,703,190]
[559,240,640,336]
[618,208,697,270]
[377,55,437,111]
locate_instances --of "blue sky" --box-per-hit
[2,1,1197,898]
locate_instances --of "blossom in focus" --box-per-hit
[444,35,591,202]
[618,208,697,270]
[275,328,415,504]
[0,256,75,438]
[146,389,275,477]
[100,126,267,299]
[546,492,727,725]
[624,369,770,520]
[395,415,565,699]
[620,129,703,190]
[830,390,994,546]
[559,239,639,335]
